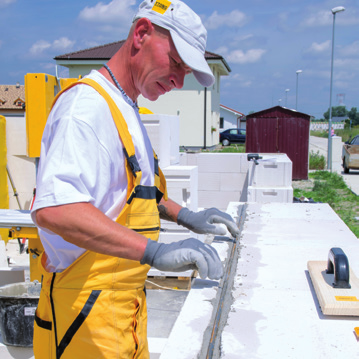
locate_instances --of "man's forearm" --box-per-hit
[35,202,148,261]
[158,197,182,223]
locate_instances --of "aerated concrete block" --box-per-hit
[196,153,243,173]
[141,114,180,168]
[198,190,241,210]
[220,173,246,192]
[247,186,293,203]
[162,166,198,211]
[0,267,26,287]
[198,172,221,191]
[248,154,292,187]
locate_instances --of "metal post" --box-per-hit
[296,70,302,111]
[327,6,345,171]
[327,14,336,171]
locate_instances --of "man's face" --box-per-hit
[135,27,192,101]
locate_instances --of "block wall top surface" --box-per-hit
[221,202,359,359]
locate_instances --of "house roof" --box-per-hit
[0,84,25,110]
[54,41,231,72]
[220,104,244,117]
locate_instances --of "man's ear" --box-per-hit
[133,18,154,49]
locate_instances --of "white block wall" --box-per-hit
[247,186,293,203]
[179,153,249,210]
[141,114,180,168]
[159,165,202,243]
[248,154,292,187]
[247,154,293,203]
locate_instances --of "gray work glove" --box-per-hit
[177,207,240,238]
[140,238,223,280]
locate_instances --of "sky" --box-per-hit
[1,0,358,119]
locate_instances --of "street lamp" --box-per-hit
[278,98,282,106]
[327,6,345,172]
[285,89,290,107]
[295,70,302,110]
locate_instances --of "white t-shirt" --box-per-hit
[31,70,154,272]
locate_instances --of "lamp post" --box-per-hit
[285,89,290,107]
[295,70,302,110]
[327,6,345,172]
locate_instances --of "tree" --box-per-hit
[323,106,348,120]
[348,107,359,126]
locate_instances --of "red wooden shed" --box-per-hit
[246,106,311,180]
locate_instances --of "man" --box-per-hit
[31,1,240,358]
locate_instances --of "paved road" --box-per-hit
[309,136,359,195]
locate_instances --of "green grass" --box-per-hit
[310,126,359,143]
[293,171,359,237]
[212,144,246,153]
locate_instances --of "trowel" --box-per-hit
[307,247,359,316]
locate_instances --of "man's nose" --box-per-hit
[170,67,186,89]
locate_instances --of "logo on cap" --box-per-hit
[152,0,171,14]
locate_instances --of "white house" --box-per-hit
[54,41,231,150]
[219,104,245,132]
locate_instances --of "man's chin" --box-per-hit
[143,92,162,102]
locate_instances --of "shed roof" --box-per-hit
[246,106,311,120]
[0,84,25,110]
[54,41,231,73]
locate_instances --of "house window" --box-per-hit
[220,117,224,129]
[13,98,25,107]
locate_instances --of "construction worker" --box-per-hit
[31,1,240,358]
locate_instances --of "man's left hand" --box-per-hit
[177,207,240,238]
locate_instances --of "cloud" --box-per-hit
[227,49,266,64]
[302,10,332,27]
[222,73,252,88]
[302,9,359,27]
[29,40,51,55]
[29,37,75,56]
[0,0,15,7]
[53,37,76,51]
[335,58,359,69]
[340,40,359,57]
[307,40,330,53]
[204,10,248,30]
[79,0,136,23]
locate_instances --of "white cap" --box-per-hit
[133,0,215,87]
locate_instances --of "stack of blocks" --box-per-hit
[141,114,295,233]
[247,153,293,203]
[179,153,250,209]
[141,114,201,244]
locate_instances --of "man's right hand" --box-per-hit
[140,238,223,280]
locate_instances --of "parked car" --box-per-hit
[342,135,359,173]
[219,128,246,146]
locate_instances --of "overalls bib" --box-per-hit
[33,78,167,359]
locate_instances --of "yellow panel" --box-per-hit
[0,115,9,242]
[25,74,78,158]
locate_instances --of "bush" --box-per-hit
[309,151,326,170]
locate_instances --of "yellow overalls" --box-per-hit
[33,78,167,359]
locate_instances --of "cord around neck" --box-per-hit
[103,64,138,110]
